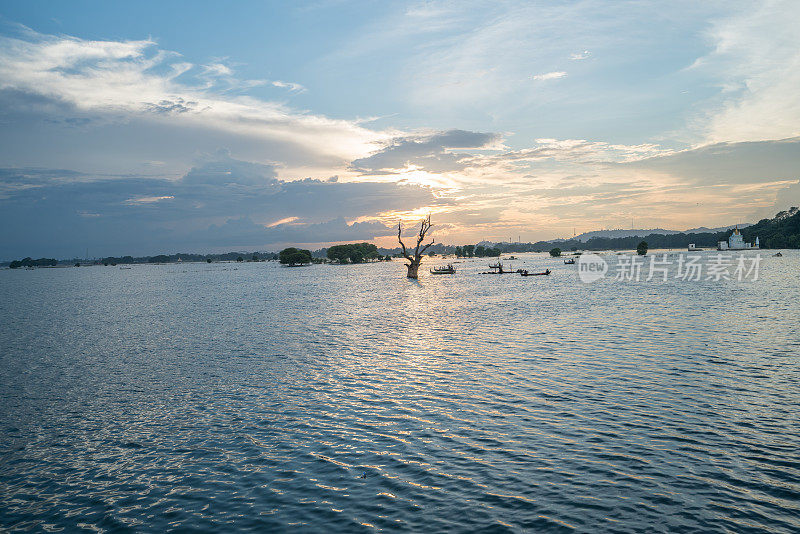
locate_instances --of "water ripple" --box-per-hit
[1,252,799,532]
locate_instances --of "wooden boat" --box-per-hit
[564,258,575,264]
[482,262,515,274]
[520,269,551,276]
[430,264,456,274]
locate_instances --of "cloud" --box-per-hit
[1,9,797,252]
[349,1,656,116]
[468,138,670,170]
[0,152,436,257]
[692,0,800,143]
[203,216,396,247]
[126,195,174,204]
[271,80,306,93]
[531,71,567,81]
[0,25,385,173]
[350,129,501,173]
[624,137,800,185]
[144,98,197,114]
[202,63,233,77]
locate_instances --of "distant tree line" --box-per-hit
[742,207,800,249]
[9,257,57,268]
[98,251,280,265]
[7,209,799,268]
[454,245,501,258]
[326,242,383,263]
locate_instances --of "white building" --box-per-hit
[718,228,759,250]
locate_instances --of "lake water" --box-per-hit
[1,251,799,532]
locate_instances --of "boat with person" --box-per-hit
[430,264,456,274]
[482,262,515,274]
[564,258,575,264]
[520,269,551,276]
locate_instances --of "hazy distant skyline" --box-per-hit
[1,0,799,258]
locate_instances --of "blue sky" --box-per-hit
[1,0,799,258]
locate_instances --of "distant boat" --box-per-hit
[688,243,703,251]
[482,262,515,274]
[564,258,575,264]
[774,252,783,257]
[430,264,455,274]
[520,269,551,276]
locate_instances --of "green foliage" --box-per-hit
[206,258,212,263]
[9,257,58,268]
[102,256,134,265]
[474,245,501,257]
[326,243,379,263]
[742,207,800,249]
[549,248,561,257]
[637,241,648,255]
[236,256,244,262]
[148,255,171,263]
[279,247,312,266]
[455,244,499,258]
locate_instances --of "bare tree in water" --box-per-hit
[398,215,434,279]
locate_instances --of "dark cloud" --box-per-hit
[145,98,198,114]
[623,137,800,185]
[203,217,395,247]
[0,154,435,258]
[350,129,499,173]
[0,89,359,173]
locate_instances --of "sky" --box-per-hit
[1,0,799,259]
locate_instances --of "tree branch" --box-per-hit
[397,221,412,261]
[413,215,432,256]
[418,238,435,256]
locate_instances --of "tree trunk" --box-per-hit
[398,215,433,279]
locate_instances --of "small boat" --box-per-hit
[430,264,455,274]
[774,252,783,257]
[520,269,551,276]
[564,258,575,264]
[482,262,515,274]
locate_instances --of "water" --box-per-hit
[1,252,799,532]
